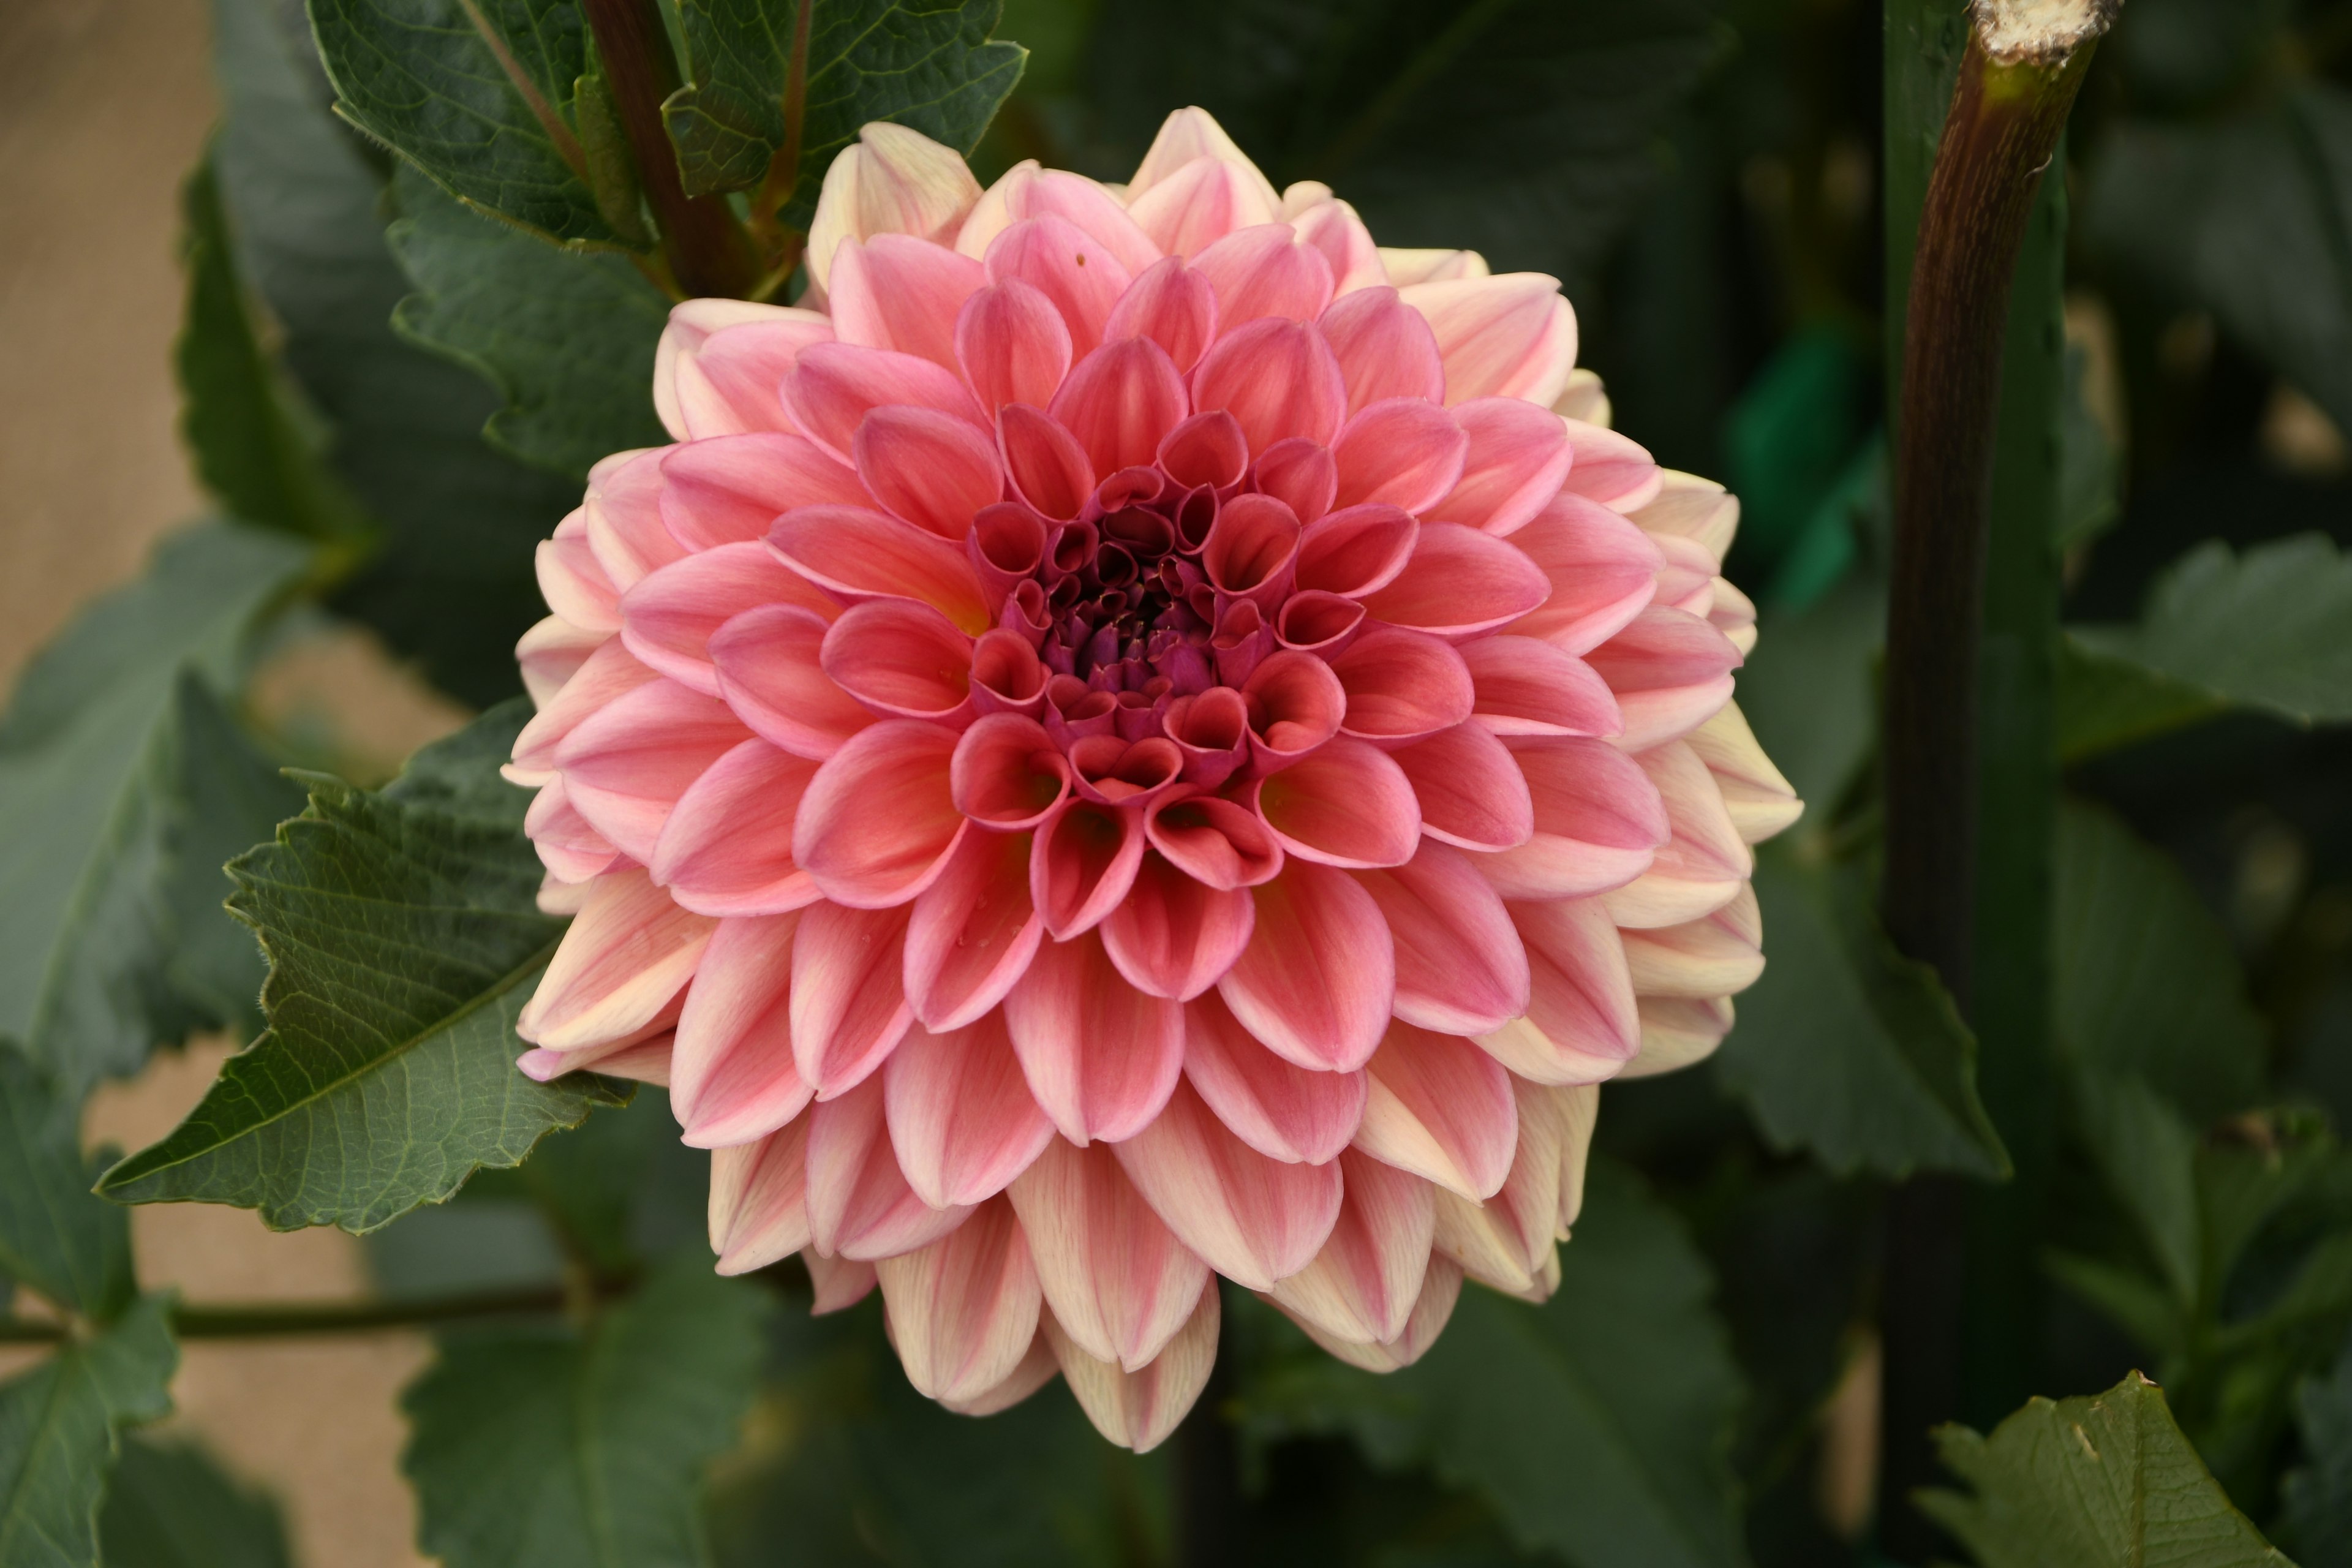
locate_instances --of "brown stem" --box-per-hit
[748,0,817,260]
[581,0,759,298]
[1880,7,2105,1003]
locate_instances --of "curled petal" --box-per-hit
[905,827,1045,1030]
[1430,1077,1591,1295]
[876,1197,1042,1404]
[710,605,875,760]
[660,432,871,551]
[536,527,619,632]
[794,720,966,908]
[986,214,1134,356]
[1398,273,1578,407]
[1483,895,1640,1084]
[518,869,714,1052]
[1583,606,1743,750]
[1478,737,1667,900]
[782,341,987,461]
[885,1013,1055,1208]
[957,279,1074,412]
[1103,255,1218,372]
[652,737,822,916]
[952,713,1074,829]
[997,402,1096,521]
[1182,992,1365,1164]
[1113,1078,1342,1289]
[1191,318,1347,454]
[821,598,975,723]
[620,542,816,695]
[1252,439,1338,524]
[709,1118,812,1275]
[1317,285,1446,410]
[1009,1138,1212,1370]
[1330,399,1467,514]
[1145,793,1283,890]
[673,912,809,1148]
[517,615,604,707]
[1294,503,1419,600]
[854,406,1003,539]
[1507,493,1665,655]
[1329,627,1474,744]
[768,504,990,633]
[1240,650,1346,767]
[1288,191,1385,294]
[1426,398,1574,537]
[791,901,916,1098]
[1251,737,1422,869]
[1461,636,1622,739]
[806,1070,971,1261]
[1355,840,1529,1036]
[1050,336,1189,477]
[1267,1150,1433,1344]
[1357,524,1549,640]
[1004,931,1185,1144]
[1217,861,1394,1072]
[1030,799,1145,937]
[1389,723,1534,853]
[1046,1278,1220,1453]
[1202,492,1302,608]
[1158,409,1250,491]
[1354,1023,1517,1200]
[1101,853,1256,1000]
[806,121,984,292]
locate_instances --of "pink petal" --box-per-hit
[1317,286,1446,411]
[1354,1023,1517,1200]
[1625,995,1736,1078]
[782,341,987,462]
[939,1329,1058,1415]
[1193,223,1336,326]
[805,1068,971,1260]
[1049,337,1189,477]
[554,680,750,862]
[654,300,827,439]
[794,720,966,908]
[1430,1076,1585,1295]
[805,122,984,292]
[1126,156,1280,259]
[518,869,714,1051]
[516,616,603,707]
[1483,895,1639,1084]
[1191,318,1347,454]
[708,1118,812,1274]
[1267,1150,1433,1344]
[1009,1138,1212,1370]
[1182,991,1365,1164]
[959,162,1163,275]
[526,778,619,884]
[1330,398,1468,514]
[1389,722,1534,852]
[535,526,619,633]
[1250,737,1421,869]
[584,448,687,589]
[1355,840,1529,1035]
[1253,439,1338,524]
[510,638,659,783]
[1100,853,1256,1000]
[709,605,875,760]
[1687,703,1803,845]
[1156,408,1251,491]
[884,1012,1055,1207]
[1507,493,1665,654]
[820,598,975,723]
[1562,418,1664,512]
[1103,256,1219,372]
[1003,932,1185,1144]
[651,738,822,917]
[1357,524,1550,640]
[997,402,1096,522]
[875,1196,1042,1404]
[956,279,1074,412]
[1601,741,1752,930]
[1627,470,1739,561]
[1030,799,1145,937]
[1114,1077,1343,1289]
[620,542,815,695]
[826,234,987,371]
[1201,492,1302,608]
[1044,1278,1220,1452]
[673,913,810,1147]
[952,714,1074,829]
[1398,274,1578,407]
[1216,860,1394,1072]
[1462,636,1623,738]
[1426,397,1574,537]
[1292,503,1419,600]
[1144,794,1284,889]
[853,406,1003,539]
[904,827,1046,1030]
[1305,1254,1461,1373]
[1289,195,1384,296]
[1621,884,1764,998]
[790,901,916,1097]
[1329,627,1475,744]
[1478,736,1668,900]
[658,433,871,552]
[1583,606,1743,749]
[804,1250,879,1312]
[517,1023,673,1086]
[767,505,990,633]
[986,214,1134,358]
[1240,650,1347,767]
[1126,108,1281,210]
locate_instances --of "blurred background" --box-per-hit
[7,0,2351,1562]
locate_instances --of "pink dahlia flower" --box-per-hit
[507,108,1799,1450]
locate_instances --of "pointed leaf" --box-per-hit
[0,1293,179,1568]
[0,1042,133,1321]
[97,1436,295,1568]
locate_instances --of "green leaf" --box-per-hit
[388,166,671,480]
[1727,576,1884,816]
[97,1436,294,1568]
[176,157,369,544]
[2085,84,2352,439]
[1915,1371,2292,1567]
[2059,533,2352,758]
[0,523,310,1089]
[0,1042,134,1321]
[1085,0,1722,289]
[0,1292,179,1568]
[96,703,629,1233]
[2281,1332,2352,1567]
[402,1255,769,1568]
[2054,802,2268,1123]
[1713,846,2011,1181]
[307,0,619,248]
[667,0,1027,227]
[2070,1071,2204,1310]
[212,0,582,706]
[2057,339,2120,552]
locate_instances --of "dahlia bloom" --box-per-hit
[507,109,1798,1450]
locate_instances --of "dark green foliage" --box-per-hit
[0,1041,134,1322]
[0,1294,179,1568]
[2281,1332,2352,1567]
[99,1437,296,1568]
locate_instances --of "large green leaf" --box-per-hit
[0,524,310,1089]
[402,1256,768,1568]
[2086,84,2352,438]
[666,0,1027,227]
[1916,1372,2291,1567]
[97,704,628,1233]
[97,1436,294,1568]
[307,0,618,247]
[389,167,671,479]
[1085,0,1721,288]
[1713,847,2010,1181]
[212,0,581,706]
[0,1293,179,1568]
[0,1042,134,1322]
[2054,802,2267,1123]
[2059,533,2352,760]
[2282,1332,2352,1567]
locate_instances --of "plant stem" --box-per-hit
[0,1284,573,1344]
[581,0,759,299]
